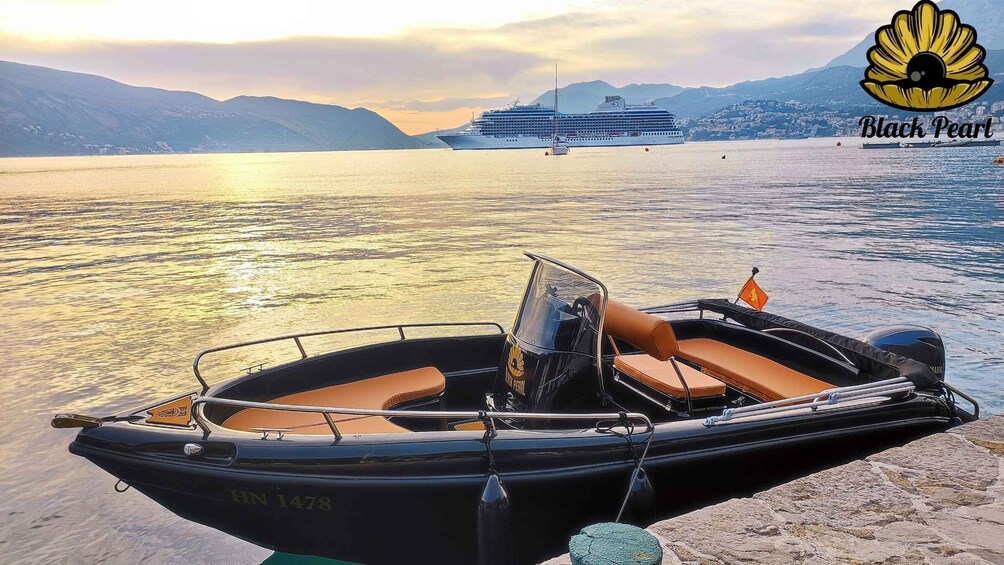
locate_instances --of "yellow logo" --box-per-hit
[506,343,525,380]
[146,396,193,426]
[860,0,993,111]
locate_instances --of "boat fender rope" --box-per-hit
[594,415,655,522]
[114,480,130,493]
[941,383,958,419]
[478,410,499,475]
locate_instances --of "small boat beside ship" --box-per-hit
[548,67,569,156]
[53,253,979,565]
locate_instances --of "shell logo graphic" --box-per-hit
[860,0,993,111]
[506,343,526,380]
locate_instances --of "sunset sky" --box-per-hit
[0,0,922,134]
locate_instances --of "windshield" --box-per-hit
[512,261,603,353]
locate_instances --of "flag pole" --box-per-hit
[734,267,760,305]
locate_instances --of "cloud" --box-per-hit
[0,0,916,133]
[0,34,544,105]
[371,96,517,112]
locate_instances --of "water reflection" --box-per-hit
[0,139,1001,563]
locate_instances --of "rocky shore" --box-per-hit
[543,415,1004,564]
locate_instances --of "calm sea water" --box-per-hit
[1,139,1002,564]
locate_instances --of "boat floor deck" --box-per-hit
[542,414,1004,564]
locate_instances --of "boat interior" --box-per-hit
[191,253,932,438]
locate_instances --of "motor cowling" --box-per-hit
[863,325,945,380]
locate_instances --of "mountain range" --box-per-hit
[530,81,685,114]
[0,61,425,157]
[528,0,1004,122]
[3,0,1004,156]
[825,0,1004,68]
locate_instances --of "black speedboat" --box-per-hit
[54,253,979,565]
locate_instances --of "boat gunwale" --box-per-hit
[70,398,950,484]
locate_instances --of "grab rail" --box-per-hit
[192,322,505,393]
[191,396,652,441]
[703,376,915,426]
[942,381,980,419]
[761,327,856,366]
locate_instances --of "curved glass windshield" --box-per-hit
[512,262,603,353]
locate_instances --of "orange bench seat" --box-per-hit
[613,354,726,399]
[676,338,833,402]
[222,367,446,435]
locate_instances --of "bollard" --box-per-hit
[569,522,662,565]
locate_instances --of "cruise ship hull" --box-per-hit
[438,132,684,150]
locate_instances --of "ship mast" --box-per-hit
[548,64,568,155]
[553,64,558,140]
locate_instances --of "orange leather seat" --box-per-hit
[603,299,723,402]
[613,354,726,399]
[676,338,832,402]
[222,367,446,435]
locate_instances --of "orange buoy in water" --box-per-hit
[994,157,1004,164]
[645,147,649,152]
[544,151,549,156]
[837,141,842,147]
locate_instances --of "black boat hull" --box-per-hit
[70,395,951,565]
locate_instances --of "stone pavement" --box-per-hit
[543,415,1004,564]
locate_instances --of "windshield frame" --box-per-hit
[515,252,610,402]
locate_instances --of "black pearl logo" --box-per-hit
[860,1,992,111]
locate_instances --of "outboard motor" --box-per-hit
[863,325,945,380]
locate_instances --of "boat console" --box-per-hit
[489,256,605,423]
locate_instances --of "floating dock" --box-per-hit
[543,414,1004,564]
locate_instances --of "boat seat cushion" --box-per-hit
[676,338,832,402]
[613,354,726,399]
[222,367,446,435]
[604,299,678,360]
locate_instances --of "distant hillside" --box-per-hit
[686,100,848,141]
[659,51,1004,120]
[652,65,880,119]
[531,80,684,114]
[0,61,424,157]
[826,0,1004,68]
[413,124,467,148]
[527,0,1004,124]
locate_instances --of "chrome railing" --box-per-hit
[191,396,652,441]
[703,376,914,426]
[192,322,505,393]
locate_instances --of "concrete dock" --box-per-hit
[543,415,1004,564]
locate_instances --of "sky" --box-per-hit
[0,0,925,134]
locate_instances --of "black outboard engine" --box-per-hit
[863,325,945,380]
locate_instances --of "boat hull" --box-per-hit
[69,395,952,565]
[437,132,684,150]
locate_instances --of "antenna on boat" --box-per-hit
[548,64,569,155]
[553,63,559,140]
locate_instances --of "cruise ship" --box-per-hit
[437,96,684,150]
